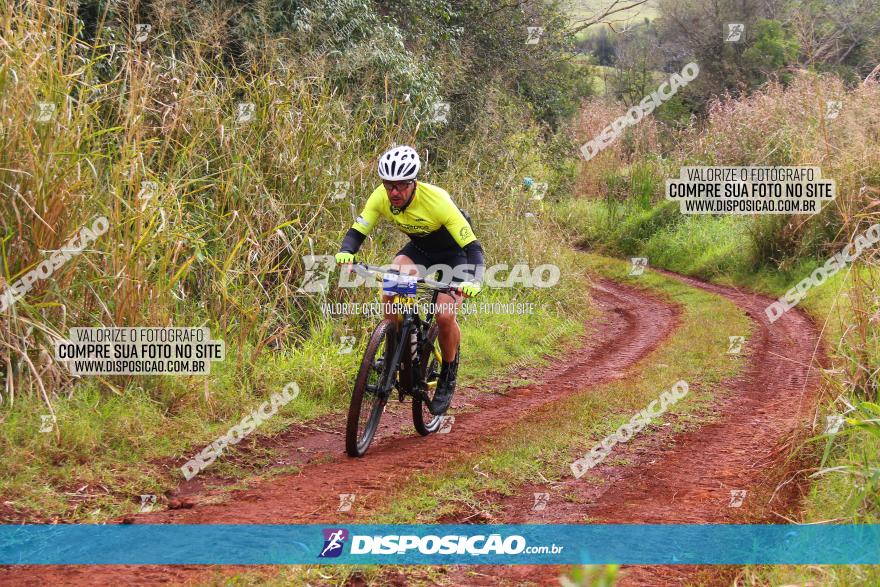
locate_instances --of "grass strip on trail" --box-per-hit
[374,252,751,525]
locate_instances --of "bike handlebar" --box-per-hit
[349,262,457,294]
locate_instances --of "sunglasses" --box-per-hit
[383,180,414,193]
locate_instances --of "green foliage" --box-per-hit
[563,564,620,587]
[815,401,880,517]
[604,23,663,107]
[578,27,617,66]
[305,0,443,114]
[653,93,693,128]
[742,19,800,83]
[440,0,595,131]
[516,55,596,131]
[784,0,880,80]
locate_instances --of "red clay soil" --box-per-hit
[1,279,681,586]
[440,272,827,587]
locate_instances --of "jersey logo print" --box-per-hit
[397,222,432,233]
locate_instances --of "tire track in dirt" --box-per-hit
[441,272,826,587]
[0,279,680,586]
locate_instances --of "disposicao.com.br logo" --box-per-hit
[318,528,563,557]
[319,528,349,558]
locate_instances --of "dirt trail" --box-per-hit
[1,279,681,586]
[442,272,826,587]
[1,271,826,587]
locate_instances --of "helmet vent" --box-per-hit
[377,145,421,180]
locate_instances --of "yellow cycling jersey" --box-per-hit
[351,181,476,252]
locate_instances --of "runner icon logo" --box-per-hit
[725,23,744,42]
[825,415,845,434]
[727,336,745,354]
[438,415,455,434]
[139,494,157,513]
[39,415,56,433]
[319,528,349,558]
[338,336,356,355]
[338,493,356,512]
[729,489,747,508]
[629,257,648,276]
[532,493,549,511]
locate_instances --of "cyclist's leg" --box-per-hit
[427,251,467,415]
[435,291,462,362]
[435,248,468,361]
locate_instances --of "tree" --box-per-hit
[608,24,664,106]
[743,19,800,84]
[653,0,783,105]
[786,0,880,78]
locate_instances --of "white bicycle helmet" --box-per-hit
[378,145,420,181]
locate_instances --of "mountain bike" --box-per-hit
[344,263,459,457]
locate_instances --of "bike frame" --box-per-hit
[351,264,450,403]
[384,290,444,402]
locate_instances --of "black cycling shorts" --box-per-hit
[396,241,470,285]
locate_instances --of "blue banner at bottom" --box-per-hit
[1,524,879,565]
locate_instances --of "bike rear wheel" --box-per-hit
[412,324,445,435]
[346,319,396,457]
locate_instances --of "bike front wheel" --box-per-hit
[346,319,396,457]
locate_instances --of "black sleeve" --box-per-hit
[340,227,367,254]
[463,240,485,283]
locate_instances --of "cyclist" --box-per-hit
[335,145,485,415]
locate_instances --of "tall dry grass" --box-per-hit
[574,72,880,263]
[0,3,568,409]
[0,2,588,520]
